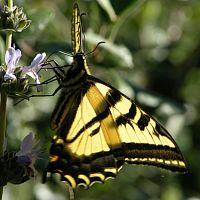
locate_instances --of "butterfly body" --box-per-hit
[50,53,89,131]
[44,3,187,189]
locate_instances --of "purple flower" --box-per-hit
[16,132,40,177]
[3,47,46,90]
[4,47,21,81]
[0,133,41,186]
[22,53,46,85]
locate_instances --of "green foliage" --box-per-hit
[1,0,200,199]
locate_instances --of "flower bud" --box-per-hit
[0,5,31,32]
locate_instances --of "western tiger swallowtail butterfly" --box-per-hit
[43,3,187,189]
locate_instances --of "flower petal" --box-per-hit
[4,73,16,81]
[16,132,33,157]
[4,47,21,81]
[15,132,39,178]
[5,47,15,65]
[25,71,36,80]
[30,52,46,68]
[21,52,46,88]
[5,47,21,68]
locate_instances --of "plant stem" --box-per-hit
[8,0,13,8]
[0,0,13,198]
[0,93,7,156]
[0,30,12,155]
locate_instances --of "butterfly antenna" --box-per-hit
[85,41,105,56]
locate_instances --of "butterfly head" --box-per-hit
[72,52,90,74]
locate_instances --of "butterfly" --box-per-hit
[43,3,187,189]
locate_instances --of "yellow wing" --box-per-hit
[46,76,187,189]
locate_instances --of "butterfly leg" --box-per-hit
[15,85,62,105]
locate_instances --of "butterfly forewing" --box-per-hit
[45,3,187,189]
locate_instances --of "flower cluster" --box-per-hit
[0,133,40,186]
[0,5,31,32]
[0,48,46,185]
[4,47,46,83]
[0,2,49,190]
[0,46,46,97]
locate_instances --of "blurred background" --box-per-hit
[0,0,200,199]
